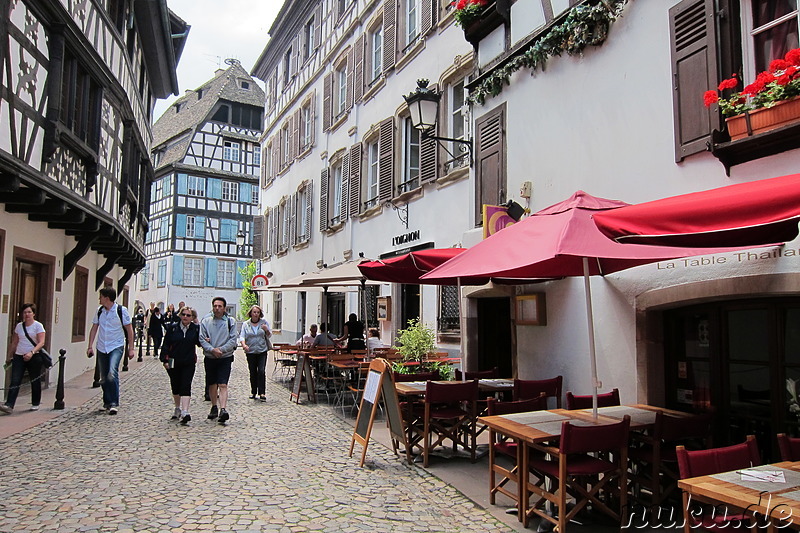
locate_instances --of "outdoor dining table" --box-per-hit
[479,404,689,528]
[395,378,514,397]
[678,461,800,532]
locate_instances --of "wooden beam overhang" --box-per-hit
[63,233,98,279]
[96,254,122,289]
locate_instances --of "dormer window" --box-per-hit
[197,89,203,99]
[240,80,250,90]
[174,102,183,113]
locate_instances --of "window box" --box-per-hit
[725,97,800,141]
[462,1,508,46]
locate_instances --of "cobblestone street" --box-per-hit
[0,355,512,533]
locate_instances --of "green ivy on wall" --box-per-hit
[469,0,631,105]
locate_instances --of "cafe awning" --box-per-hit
[592,173,800,247]
[358,248,466,284]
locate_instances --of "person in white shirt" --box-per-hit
[295,324,318,348]
[86,287,135,415]
[366,328,384,355]
[1,303,46,414]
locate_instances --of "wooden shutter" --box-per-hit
[421,0,434,36]
[252,214,263,259]
[271,206,280,255]
[292,109,301,160]
[319,167,329,230]
[349,143,362,217]
[341,150,350,219]
[260,145,268,187]
[291,35,301,76]
[346,47,355,112]
[420,136,437,184]
[382,0,396,73]
[271,137,280,181]
[378,117,394,202]
[289,192,297,245]
[670,0,720,162]
[474,104,506,226]
[353,34,365,104]
[323,72,333,131]
[304,181,313,240]
[314,4,323,49]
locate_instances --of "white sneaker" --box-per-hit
[171,407,181,420]
[30,405,39,411]
[0,404,12,414]
[108,407,118,415]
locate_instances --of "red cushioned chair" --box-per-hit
[422,380,479,467]
[777,433,800,461]
[676,435,761,531]
[565,388,620,410]
[512,376,563,408]
[486,395,548,506]
[629,411,713,509]
[526,415,631,531]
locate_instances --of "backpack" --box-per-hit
[97,304,124,326]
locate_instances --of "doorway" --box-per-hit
[476,297,513,377]
[400,284,420,329]
[664,297,800,461]
[326,293,345,337]
[297,291,307,339]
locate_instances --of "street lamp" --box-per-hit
[403,79,473,164]
[236,229,246,256]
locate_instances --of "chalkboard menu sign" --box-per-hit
[349,358,410,466]
[290,353,316,404]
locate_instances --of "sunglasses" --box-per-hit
[181,313,193,317]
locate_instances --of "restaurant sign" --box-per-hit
[392,229,420,247]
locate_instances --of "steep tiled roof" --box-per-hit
[152,60,265,168]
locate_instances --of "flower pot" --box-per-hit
[462,3,505,45]
[726,96,800,141]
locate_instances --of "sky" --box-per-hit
[153,0,283,119]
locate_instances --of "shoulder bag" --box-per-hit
[21,322,52,367]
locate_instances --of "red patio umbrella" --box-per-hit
[592,173,800,247]
[421,191,744,417]
[358,248,466,284]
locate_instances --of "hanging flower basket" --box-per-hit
[462,4,505,45]
[725,96,800,141]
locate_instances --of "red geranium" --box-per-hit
[717,75,738,91]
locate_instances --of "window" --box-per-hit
[253,145,261,167]
[139,265,150,290]
[277,201,289,252]
[361,285,380,328]
[336,65,348,116]
[745,0,799,76]
[217,260,235,288]
[186,215,197,238]
[405,0,420,46]
[223,140,240,162]
[72,267,88,341]
[438,285,460,333]
[153,180,163,201]
[446,77,469,171]
[273,291,282,330]
[295,182,311,243]
[365,140,379,209]
[304,17,316,60]
[59,49,102,145]
[332,161,344,224]
[283,47,292,85]
[230,103,262,129]
[370,26,383,81]
[222,181,239,202]
[157,260,167,288]
[240,80,250,90]
[400,117,420,194]
[183,257,203,287]
[188,176,205,197]
[252,185,259,205]
[282,122,291,167]
[301,103,313,149]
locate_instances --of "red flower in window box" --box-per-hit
[449,0,490,29]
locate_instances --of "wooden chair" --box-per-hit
[318,352,355,404]
[455,367,499,380]
[394,371,438,455]
[676,435,761,531]
[526,415,631,531]
[565,388,620,410]
[513,376,563,408]
[422,380,479,467]
[629,411,713,509]
[777,433,800,461]
[486,395,547,506]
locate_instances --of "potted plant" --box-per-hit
[703,48,800,140]
[392,318,454,380]
[449,0,505,45]
[450,0,490,29]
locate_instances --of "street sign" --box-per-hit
[251,274,269,288]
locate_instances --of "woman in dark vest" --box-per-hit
[161,306,201,425]
[337,313,365,352]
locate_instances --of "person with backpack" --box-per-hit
[199,296,238,424]
[86,287,135,415]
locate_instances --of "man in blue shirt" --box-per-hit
[86,288,135,415]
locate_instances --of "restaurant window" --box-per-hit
[273,291,283,330]
[72,266,88,341]
[438,285,460,333]
[743,0,799,78]
[399,117,420,194]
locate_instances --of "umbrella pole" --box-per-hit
[458,278,465,381]
[582,257,599,419]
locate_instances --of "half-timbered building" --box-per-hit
[252,0,474,349]
[0,0,186,385]
[141,60,263,318]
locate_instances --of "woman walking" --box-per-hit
[161,306,201,424]
[240,305,271,402]
[1,303,46,414]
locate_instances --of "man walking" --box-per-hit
[148,306,165,358]
[199,297,237,424]
[86,287,135,415]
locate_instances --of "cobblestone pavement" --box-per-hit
[0,355,513,533]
